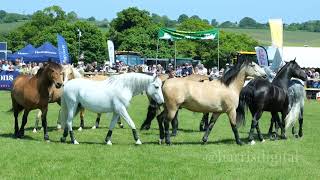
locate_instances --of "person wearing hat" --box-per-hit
[19,62,29,75]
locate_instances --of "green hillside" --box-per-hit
[0,21,26,34]
[222,28,320,47]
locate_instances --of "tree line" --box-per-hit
[3,6,315,68]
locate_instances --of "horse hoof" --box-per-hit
[249,140,256,145]
[106,140,112,145]
[171,132,177,137]
[237,141,244,146]
[119,124,124,128]
[299,132,303,137]
[78,127,82,131]
[159,139,164,145]
[72,140,79,145]
[261,139,266,143]
[135,139,142,145]
[92,126,96,129]
[45,140,50,143]
[60,137,66,143]
[280,135,287,140]
[294,134,299,138]
[57,124,62,130]
[32,129,37,133]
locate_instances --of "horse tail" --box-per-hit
[285,82,305,129]
[285,102,300,129]
[236,84,254,127]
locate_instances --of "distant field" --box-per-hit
[0,21,26,34]
[1,22,320,47]
[222,28,320,47]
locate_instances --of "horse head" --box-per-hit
[146,75,164,105]
[46,62,63,88]
[243,59,267,78]
[288,59,308,81]
[62,64,75,84]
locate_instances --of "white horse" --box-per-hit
[60,73,164,145]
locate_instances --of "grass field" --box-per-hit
[222,28,320,47]
[0,91,320,179]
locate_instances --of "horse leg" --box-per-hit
[255,121,265,142]
[298,107,304,137]
[140,101,158,130]
[40,107,50,141]
[12,100,23,137]
[164,107,179,145]
[33,110,41,133]
[118,105,141,145]
[17,109,30,138]
[280,111,288,139]
[248,111,262,145]
[268,116,274,137]
[57,109,62,129]
[171,110,179,136]
[117,118,124,128]
[156,110,166,144]
[105,113,120,145]
[200,113,209,131]
[78,107,85,131]
[92,113,101,129]
[202,113,221,144]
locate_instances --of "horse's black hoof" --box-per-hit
[171,132,177,137]
[237,141,244,146]
[44,135,50,141]
[280,134,287,140]
[269,132,277,141]
[202,137,208,144]
[60,137,66,143]
[294,134,299,138]
[140,125,150,131]
[299,132,303,137]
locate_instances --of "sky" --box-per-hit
[1,0,320,23]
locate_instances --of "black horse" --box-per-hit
[236,59,307,145]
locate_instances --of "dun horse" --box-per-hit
[236,60,307,145]
[10,62,63,141]
[159,59,266,145]
[140,74,210,136]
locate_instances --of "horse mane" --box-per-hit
[273,60,292,80]
[35,62,62,77]
[71,67,83,78]
[106,73,154,92]
[220,59,249,86]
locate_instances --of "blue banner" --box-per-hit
[0,71,20,90]
[57,34,70,64]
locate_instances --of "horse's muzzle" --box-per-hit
[55,82,63,88]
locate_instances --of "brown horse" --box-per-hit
[159,59,267,145]
[11,62,63,141]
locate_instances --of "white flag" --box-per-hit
[107,40,115,66]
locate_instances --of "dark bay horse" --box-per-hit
[236,60,307,145]
[11,62,63,141]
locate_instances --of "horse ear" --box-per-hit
[292,57,296,62]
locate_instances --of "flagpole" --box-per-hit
[217,30,220,70]
[156,38,159,65]
[174,40,177,70]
